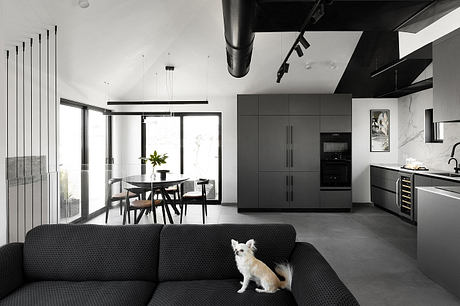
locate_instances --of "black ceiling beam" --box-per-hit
[107,101,208,105]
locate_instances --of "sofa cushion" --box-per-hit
[148,279,297,306]
[24,224,162,282]
[0,281,156,306]
[158,224,296,281]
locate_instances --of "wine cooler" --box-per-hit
[397,173,414,221]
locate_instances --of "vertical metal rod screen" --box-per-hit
[4,26,59,243]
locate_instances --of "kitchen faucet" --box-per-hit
[449,142,460,173]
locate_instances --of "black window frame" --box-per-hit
[59,98,112,223]
[141,112,222,204]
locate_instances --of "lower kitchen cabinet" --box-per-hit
[259,172,290,208]
[371,186,399,214]
[290,172,320,208]
[259,171,320,208]
[320,190,352,209]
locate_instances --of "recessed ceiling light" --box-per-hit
[329,62,337,70]
[78,0,90,8]
[305,62,312,70]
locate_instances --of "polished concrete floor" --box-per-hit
[88,203,460,306]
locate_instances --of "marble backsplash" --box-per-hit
[398,89,460,172]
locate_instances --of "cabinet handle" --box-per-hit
[286,126,289,167]
[291,175,294,201]
[395,178,401,208]
[286,175,289,202]
[291,149,293,167]
[290,125,293,144]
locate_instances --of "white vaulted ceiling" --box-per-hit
[2,0,362,107]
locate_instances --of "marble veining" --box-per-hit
[398,89,460,172]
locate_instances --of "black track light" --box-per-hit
[295,45,304,57]
[283,62,290,73]
[300,36,310,50]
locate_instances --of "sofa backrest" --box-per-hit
[24,224,162,282]
[158,224,296,281]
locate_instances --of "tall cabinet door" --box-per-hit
[290,172,320,208]
[237,116,259,208]
[259,172,290,208]
[259,116,290,171]
[290,116,320,171]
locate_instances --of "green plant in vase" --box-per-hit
[139,150,168,178]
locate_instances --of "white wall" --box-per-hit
[113,96,237,203]
[352,99,399,203]
[0,0,7,245]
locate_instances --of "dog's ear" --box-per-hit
[246,239,256,251]
[231,239,238,248]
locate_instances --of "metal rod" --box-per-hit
[47,29,50,224]
[54,26,58,225]
[30,38,34,228]
[276,0,324,83]
[22,41,26,237]
[6,50,10,243]
[15,45,18,241]
[39,33,43,225]
[107,100,209,105]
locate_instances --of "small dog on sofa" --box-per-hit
[231,239,293,293]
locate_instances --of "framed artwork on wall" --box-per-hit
[370,109,390,152]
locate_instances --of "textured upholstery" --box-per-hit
[158,224,296,281]
[0,281,156,306]
[0,243,24,299]
[148,279,297,306]
[23,224,162,282]
[290,242,359,306]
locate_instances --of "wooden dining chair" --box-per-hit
[123,187,167,225]
[180,179,209,224]
[105,178,140,224]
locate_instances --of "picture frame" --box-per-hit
[370,109,390,152]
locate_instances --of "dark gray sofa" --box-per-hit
[0,224,359,306]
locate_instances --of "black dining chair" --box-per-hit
[105,178,140,224]
[180,179,209,224]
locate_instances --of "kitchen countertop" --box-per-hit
[371,163,460,183]
[417,186,460,200]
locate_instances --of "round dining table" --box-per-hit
[123,174,189,224]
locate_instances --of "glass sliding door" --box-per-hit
[145,116,181,175]
[143,113,221,203]
[183,115,220,201]
[88,110,107,214]
[59,104,82,223]
[59,99,110,223]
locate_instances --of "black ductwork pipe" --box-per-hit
[222,0,256,78]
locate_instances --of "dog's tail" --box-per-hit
[276,263,293,291]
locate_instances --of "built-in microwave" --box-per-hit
[320,133,351,188]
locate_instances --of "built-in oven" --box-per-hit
[320,133,351,188]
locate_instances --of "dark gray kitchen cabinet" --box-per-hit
[433,28,460,122]
[289,94,321,115]
[371,186,398,213]
[290,172,320,208]
[320,94,352,116]
[320,190,352,208]
[238,94,352,211]
[290,116,320,171]
[259,95,289,115]
[370,166,399,214]
[320,116,352,133]
[237,95,258,115]
[258,116,290,171]
[259,172,290,208]
[237,116,259,208]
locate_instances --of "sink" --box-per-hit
[431,172,460,178]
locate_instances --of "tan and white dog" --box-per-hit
[231,239,293,293]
